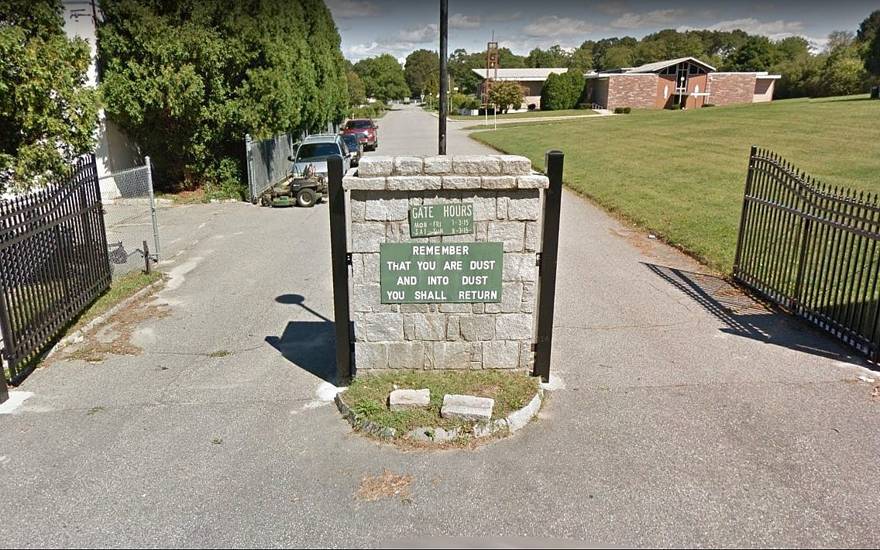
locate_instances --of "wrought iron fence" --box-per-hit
[0,155,111,385]
[734,146,880,360]
[99,157,161,277]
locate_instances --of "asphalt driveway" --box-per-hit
[1,104,878,548]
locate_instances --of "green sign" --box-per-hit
[380,242,503,303]
[409,203,474,238]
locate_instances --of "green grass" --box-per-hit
[341,370,539,437]
[451,108,598,121]
[473,95,880,273]
[70,270,162,331]
[3,269,162,383]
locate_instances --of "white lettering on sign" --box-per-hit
[458,290,499,301]
[443,260,463,270]
[386,260,411,271]
[397,276,417,285]
[469,260,496,270]
[411,245,470,256]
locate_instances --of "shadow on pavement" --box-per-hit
[265,294,339,384]
[643,262,870,367]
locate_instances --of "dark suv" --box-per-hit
[342,119,378,151]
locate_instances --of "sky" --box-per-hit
[328,0,879,61]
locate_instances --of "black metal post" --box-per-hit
[327,155,353,385]
[733,145,757,277]
[533,150,564,383]
[0,367,7,404]
[143,240,151,274]
[438,0,448,155]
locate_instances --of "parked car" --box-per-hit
[288,134,351,179]
[340,133,363,167]
[341,119,379,151]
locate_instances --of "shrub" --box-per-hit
[540,71,586,111]
[702,103,716,108]
[623,107,632,114]
[528,103,537,111]
[1,0,100,191]
[488,81,524,113]
[99,0,348,194]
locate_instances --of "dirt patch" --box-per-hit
[56,285,169,364]
[355,470,413,502]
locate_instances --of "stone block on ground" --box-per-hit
[389,388,430,411]
[441,394,494,421]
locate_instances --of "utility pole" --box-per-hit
[439,0,448,155]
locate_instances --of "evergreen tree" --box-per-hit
[98,0,347,196]
[0,0,99,191]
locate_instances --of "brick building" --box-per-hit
[472,67,568,110]
[584,57,780,110]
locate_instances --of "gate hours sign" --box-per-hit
[409,203,474,238]
[380,242,503,303]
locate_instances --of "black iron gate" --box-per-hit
[734,146,880,360]
[0,154,111,388]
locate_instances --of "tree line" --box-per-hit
[351,10,880,104]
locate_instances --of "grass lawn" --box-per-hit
[451,108,598,121]
[473,95,880,273]
[341,370,539,438]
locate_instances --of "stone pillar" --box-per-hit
[343,155,549,372]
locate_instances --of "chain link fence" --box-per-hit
[99,156,161,278]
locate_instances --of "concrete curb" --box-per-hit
[335,387,543,444]
[43,278,165,361]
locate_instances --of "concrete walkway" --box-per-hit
[1,104,878,548]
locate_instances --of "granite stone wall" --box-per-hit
[342,155,549,372]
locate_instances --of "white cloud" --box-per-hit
[611,9,687,29]
[450,13,481,29]
[679,18,806,41]
[326,0,379,18]
[486,11,523,23]
[346,42,380,57]
[523,16,597,38]
[396,23,439,43]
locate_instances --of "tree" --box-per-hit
[860,11,880,77]
[99,0,348,196]
[867,32,880,78]
[0,0,99,192]
[540,71,585,110]
[404,49,439,97]
[857,11,880,43]
[820,35,867,96]
[353,54,409,101]
[488,81,523,113]
[526,45,570,68]
[725,35,778,71]
[347,71,366,106]
[600,45,636,69]
[567,45,593,72]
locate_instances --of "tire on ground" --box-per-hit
[296,188,317,208]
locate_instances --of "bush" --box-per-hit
[450,93,480,112]
[1,1,99,191]
[540,71,586,111]
[488,81,524,113]
[623,107,631,114]
[99,0,348,194]
[702,103,716,108]
[528,103,537,111]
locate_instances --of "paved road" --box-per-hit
[2,104,879,548]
